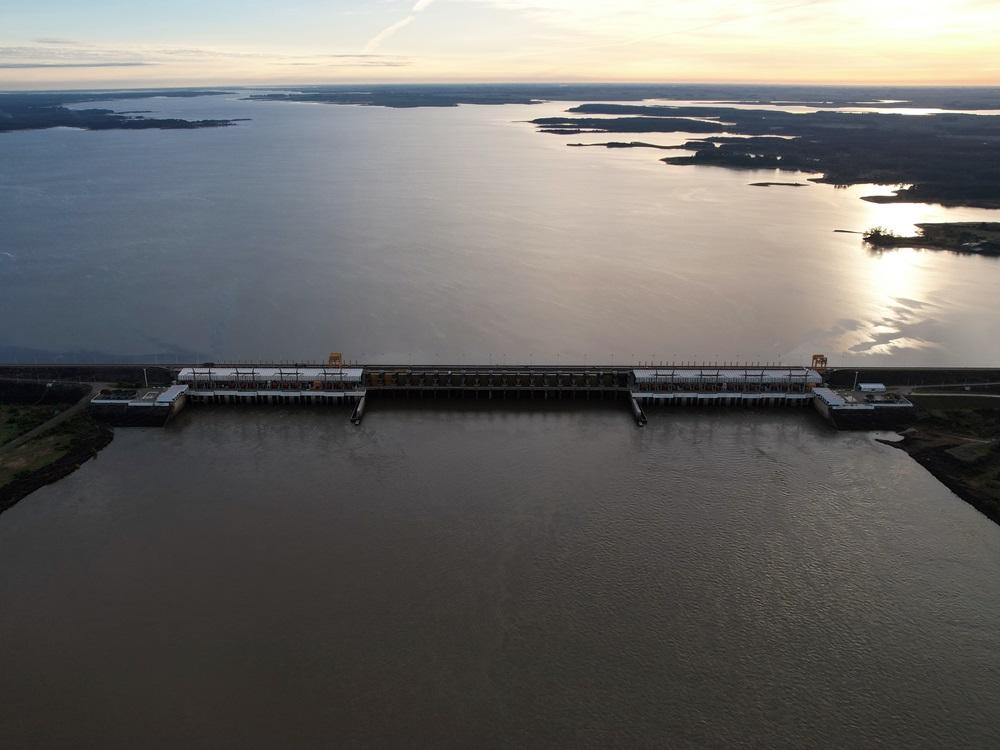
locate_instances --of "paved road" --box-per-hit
[0,383,102,456]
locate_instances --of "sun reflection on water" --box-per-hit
[860,200,930,235]
[838,248,943,358]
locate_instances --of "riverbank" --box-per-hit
[0,415,113,514]
[884,402,1000,525]
[0,382,114,514]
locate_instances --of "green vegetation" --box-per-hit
[0,404,65,446]
[862,227,899,243]
[863,223,1000,255]
[0,413,112,512]
[916,408,1000,439]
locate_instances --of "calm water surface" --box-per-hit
[1,408,999,749]
[1,94,999,364]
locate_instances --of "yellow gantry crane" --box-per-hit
[311,352,346,390]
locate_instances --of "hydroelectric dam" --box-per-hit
[4,355,981,431]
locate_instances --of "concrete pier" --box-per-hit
[351,395,367,425]
[630,396,647,426]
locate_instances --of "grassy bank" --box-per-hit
[0,413,113,514]
[0,382,114,514]
[0,404,67,445]
[889,402,1000,525]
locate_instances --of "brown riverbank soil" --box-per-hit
[884,408,1000,525]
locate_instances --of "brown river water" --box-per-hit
[1,406,999,749]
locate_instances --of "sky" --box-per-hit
[0,0,997,89]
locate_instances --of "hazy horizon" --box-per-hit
[2,0,998,89]
[4,80,1000,95]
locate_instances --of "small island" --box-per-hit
[0,91,239,133]
[532,103,1000,209]
[568,141,677,150]
[748,181,810,188]
[862,223,1000,255]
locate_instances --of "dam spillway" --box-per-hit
[174,364,819,403]
[167,364,848,426]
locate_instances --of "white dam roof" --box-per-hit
[633,368,822,385]
[156,384,189,403]
[178,367,365,382]
[813,387,847,407]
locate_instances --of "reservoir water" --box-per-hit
[1,93,999,365]
[1,408,1000,749]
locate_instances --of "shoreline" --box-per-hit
[864,223,1000,256]
[860,193,1000,209]
[879,398,1000,526]
[883,433,1000,526]
[0,382,116,514]
[0,423,113,514]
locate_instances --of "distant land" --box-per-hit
[0,90,238,132]
[243,83,1000,110]
[4,84,1000,210]
[863,223,1000,255]
[533,103,1000,208]
[568,141,676,150]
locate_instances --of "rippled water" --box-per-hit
[1,408,998,748]
[1,93,999,365]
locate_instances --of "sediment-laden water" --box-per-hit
[1,407,998,749]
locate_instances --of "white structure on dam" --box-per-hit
[631,367,823,405]
[177,366,365,403]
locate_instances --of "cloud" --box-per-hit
[364,16,416,52]
[0,62,151,69]
[364,0,438,52]
[281,57,412,68]
[0,43,409,73]
[32,38,83,46]
[0,44,152,70]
